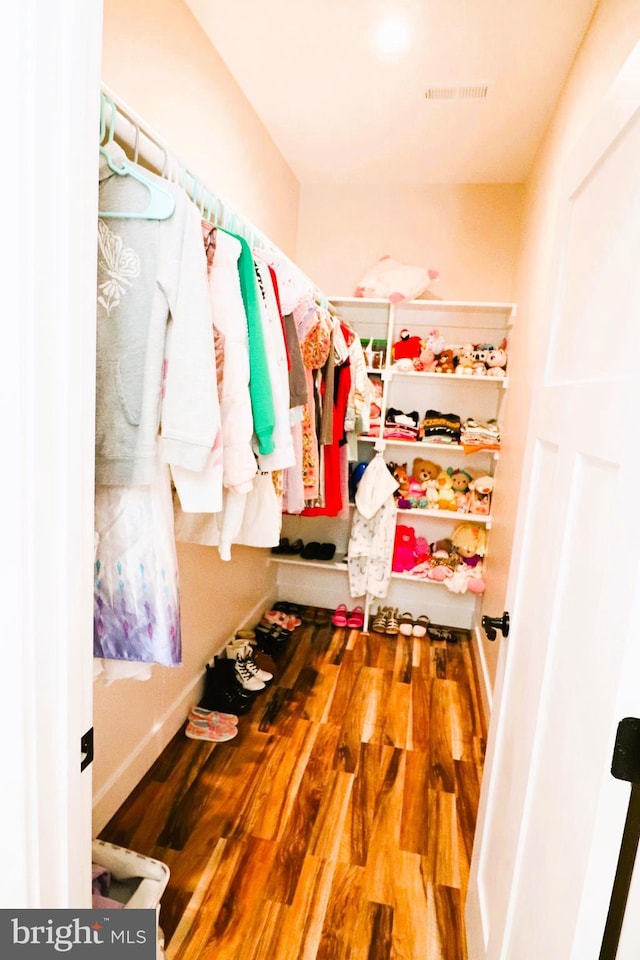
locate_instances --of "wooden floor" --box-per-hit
[99,609,486,960]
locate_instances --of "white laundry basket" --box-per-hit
[92,839,170,959]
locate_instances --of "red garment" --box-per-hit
[303,360,352,518]
[268,265,291,370]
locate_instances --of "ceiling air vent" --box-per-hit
[424,83,490,101]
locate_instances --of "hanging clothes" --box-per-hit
[95,143,219,670]
[347,455,399,600]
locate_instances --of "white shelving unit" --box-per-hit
[272,296,516,629]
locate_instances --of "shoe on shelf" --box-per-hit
[271,537,291,555]
[288,539,304,554]
[317,542,336,561]
[346,606,365,629]
[398,612,415,637]
[331,603,349,627]
[412,614,430,638]
[185,718,238,742]
[300,541,321,560]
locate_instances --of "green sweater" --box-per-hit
[222,229,276,456]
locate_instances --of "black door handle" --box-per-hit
[481,611,510,641]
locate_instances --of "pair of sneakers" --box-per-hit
[185,706,238,742]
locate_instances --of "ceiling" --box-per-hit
[185,0,598,185]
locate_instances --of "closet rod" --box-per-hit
[100,83,328,307]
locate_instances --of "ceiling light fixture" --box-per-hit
[373,16,411,60]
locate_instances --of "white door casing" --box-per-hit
[0,1,103,907]
[466,41,640,960]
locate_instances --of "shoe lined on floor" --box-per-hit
[385,609,400,636]
[226,638,274,683]
[346,606,364,629]
[412,614,430,638]
[185,718,238,742]
[371,606,389,633]
[189,705,238,725]
[331,603,348,627]
[398,612,415,636]
[199,660,256,715]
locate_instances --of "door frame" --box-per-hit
[0,0,104,907]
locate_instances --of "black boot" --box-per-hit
[199,659,256,715]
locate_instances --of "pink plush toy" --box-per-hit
[392,524,418,572]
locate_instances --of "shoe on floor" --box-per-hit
[185,718,238,742]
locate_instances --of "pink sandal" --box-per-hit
[346,606,364,629]
[331,603,348,627]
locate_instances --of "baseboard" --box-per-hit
[471,624,492,733]
[92,588,275,836]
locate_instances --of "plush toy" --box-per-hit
[435,469,457,511]
[451,522,487,566]
[447,467,473,511]
[426,329,445,356]
[469,475,494,515]
[412,457,441,487]
[485,347,507,377]
[454,343,475,375]
[415,342,437,373]
[435,348,456,374]
[392,328,423,366]
[388,462,410,500]
[392,524,418,572]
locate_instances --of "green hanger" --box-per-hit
[98,95,175,221]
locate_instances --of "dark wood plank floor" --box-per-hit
[99,609,486,960]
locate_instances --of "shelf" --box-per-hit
[389,369,508,388]
[358,435,500,457]
[270,554,348,572]
[397,507,491,525]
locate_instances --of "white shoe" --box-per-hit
[227,640,273,683]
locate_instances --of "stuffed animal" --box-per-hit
[415,342,437,373]
[454,343,475,375]
[451,522,487,566]
[435,348,456,374]
[447,467,473,511]
[388,462,410,500]
[392,328,423,367]
[412,457,441,486]
[469,475,494,514]
[392,524,418,572]
[426,329,445,356]
[435,469,457,511]
[485,347,507,377]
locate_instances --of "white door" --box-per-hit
[466,42,640,960]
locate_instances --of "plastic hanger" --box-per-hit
[98,95,175,221]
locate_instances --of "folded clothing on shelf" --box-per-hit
[421,410,461,443]
[461,417,501,449]
[384,408,421,440]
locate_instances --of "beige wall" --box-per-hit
[94,0,299,832]
[101,0,299,255]
[297,183,524,301]
[480,0,640,690]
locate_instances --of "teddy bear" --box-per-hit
[447,466,473,512]
[415,342,437,373]
[411,457,440,507]
[469,475,494,515]
[412,457,440,485]
[435,348,456,374]
[392,524,418,572]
